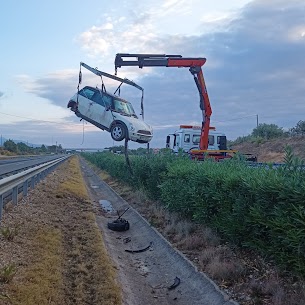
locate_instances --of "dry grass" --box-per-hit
[0,156,121,305]
[10,228,63,305]
[205,257,244,281]
[58,157,89,199]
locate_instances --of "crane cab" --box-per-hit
[166,125,227,153]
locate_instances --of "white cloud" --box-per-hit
[15,0,305,148]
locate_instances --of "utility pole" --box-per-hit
[256,114,259,127]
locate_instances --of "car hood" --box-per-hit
[113,114,153,133]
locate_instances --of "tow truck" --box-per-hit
[166,124,227,153]
[114,53,242,161]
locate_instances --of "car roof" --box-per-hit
[82,86,129,103]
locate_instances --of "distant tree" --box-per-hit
[290,120,305,136]
[4,139,17,153]
[135,147,149,155]
[40,144,47,153]
[109,145,125,153]
[47,145,57,153]
[252,123,284,140]
[17,142,30,154]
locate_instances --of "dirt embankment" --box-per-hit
[231,136,305,163]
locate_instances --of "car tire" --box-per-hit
[107,219,130,232]
[110,122,128,141]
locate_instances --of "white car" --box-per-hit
[67,86,153,143]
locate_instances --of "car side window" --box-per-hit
[79,87,95,100]
[184,134,190,143]
[91,92,103,106]
[102,94,112,109]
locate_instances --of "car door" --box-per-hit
[90,91,113,128]
[77,87,96,116]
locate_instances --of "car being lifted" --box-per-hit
[67,86,153,143]
[67,62,153,144]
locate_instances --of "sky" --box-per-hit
[1,0,305,149]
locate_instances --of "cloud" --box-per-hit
[0,91,4,98]
[0,119,114,148]
[20,0,305,147]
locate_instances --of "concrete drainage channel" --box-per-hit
[81,158,239,305]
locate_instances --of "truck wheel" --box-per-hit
[110,123,127,141]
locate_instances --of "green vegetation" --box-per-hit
[252,123,286,139]
[0,226,19,241]
[83,149,305,275]
[229,120,305,146]
[1,139,63,155]
[290,120,305,136]
[0,264,16,284]
[228,123,287,146]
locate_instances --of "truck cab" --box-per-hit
[166,125,227,153]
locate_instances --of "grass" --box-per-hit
[0,156,122,305]
[10,228,64,305]
[0,264,16,284]
[58,157,89,199]
[58,156,121,305]
[0,226,19,241]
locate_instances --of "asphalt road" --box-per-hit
[0,155,64,178]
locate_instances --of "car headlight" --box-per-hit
[129,124,135,131]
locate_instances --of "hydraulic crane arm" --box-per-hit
[114,54,212,150]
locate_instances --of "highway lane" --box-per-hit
[0,155,65,178]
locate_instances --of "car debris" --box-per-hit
[125,241,153,253]
[107,208,130,231]
[167,276,181,290]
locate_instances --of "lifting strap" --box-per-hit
[100,75,106,92]
[77,63,82,104]
[124,138,133,175]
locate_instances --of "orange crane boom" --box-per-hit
[114,53,212,150]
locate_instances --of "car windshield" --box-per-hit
[113,98,137,117]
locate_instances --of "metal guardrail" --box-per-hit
[0,155,70,222]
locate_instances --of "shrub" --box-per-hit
[0,226,19,241]
[0,264,16,283]
[83,149,305,275]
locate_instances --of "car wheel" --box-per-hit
[107,219,130,232]
[110,123,127,141]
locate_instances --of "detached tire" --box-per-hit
[110,122,128,142]
[108,219,130,232]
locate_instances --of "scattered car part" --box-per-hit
[125,241,153,253]
[107,208,130,232]
[107,218,130,232]
[167,276,181,290]
[123,237,131,244]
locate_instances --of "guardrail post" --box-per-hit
[23,181,28,197]
[0,194,3,221]
[31,176,35,189]
[12,186,18,205]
